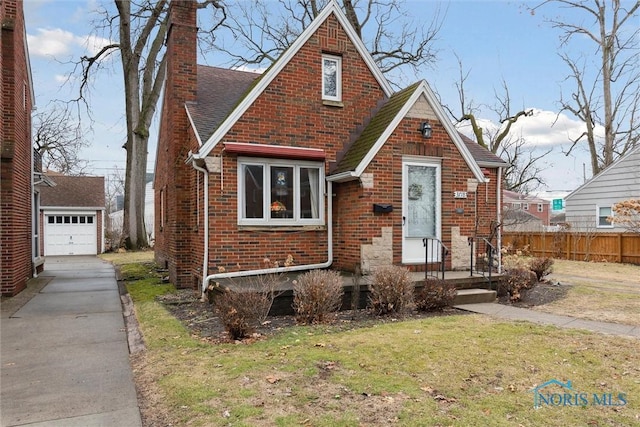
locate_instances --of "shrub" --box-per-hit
[498,268,537,302]
[528,257,554,282]
[213,289,269,340]
[415,278,457,312]
[369,265,414,315]
[293,270,344,324]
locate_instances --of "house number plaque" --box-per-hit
[453,191,468,199]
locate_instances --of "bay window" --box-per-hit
[239,158,324,225]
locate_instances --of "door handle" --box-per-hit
[402,216,406,226]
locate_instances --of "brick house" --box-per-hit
[502,189,551,231]
[1,0,50,296]
[154,0,507,292]
[39,174,106,256]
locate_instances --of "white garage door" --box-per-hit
[44,214,97,255]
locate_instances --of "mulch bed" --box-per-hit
[158,280,571,344]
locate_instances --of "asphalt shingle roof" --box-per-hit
[40,175,105,208]
[187,65,261,143]
[458,133,508,166]
[332,82,420,174]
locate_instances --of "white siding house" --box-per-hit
[565,146,640,232]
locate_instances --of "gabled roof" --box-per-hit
[40,175,105,208]
[190,0,393,161]
[565,144,640,200]
[503,189,548,204]
[186,66,261,144]
[327,80,487,183]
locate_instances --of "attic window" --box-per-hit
[322,54,342,102]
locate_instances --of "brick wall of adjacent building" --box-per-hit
[1,0,34,296]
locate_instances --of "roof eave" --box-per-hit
[326,171,358,182]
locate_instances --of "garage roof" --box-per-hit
[40,175,105,208]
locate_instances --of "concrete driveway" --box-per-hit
[0,256,142,427]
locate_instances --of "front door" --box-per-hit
[402,160,441,263]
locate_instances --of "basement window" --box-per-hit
[238,157,324,226]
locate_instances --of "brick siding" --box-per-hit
[1,0,34,296]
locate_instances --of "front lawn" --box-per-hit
[124,266,640,426]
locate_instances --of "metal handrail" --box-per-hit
[423,237,449,280]
[469,236,496,288]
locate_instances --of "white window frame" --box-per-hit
[596,205,614,228]
[322,54,342,102]
[238,157,325,226]
[523,203,529,211]
[537,203,544,212]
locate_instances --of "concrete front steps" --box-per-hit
[453,288,497,305]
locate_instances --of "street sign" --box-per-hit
[552,199,563,210]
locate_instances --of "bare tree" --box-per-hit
[77,0,226,249]
[534,0,640,175]
[33,105,89,175]
[209,0,443,80]
[445,59,546,193]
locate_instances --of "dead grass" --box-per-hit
[126,275,640,427]
[99,249,155,265]
[539,260,640,326]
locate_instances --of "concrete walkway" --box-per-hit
[456,303,640,338]
[1,256,142,427]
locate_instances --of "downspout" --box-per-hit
[200,181,334,295]
[191,163,210,295]
[31,147,37,278]
[496,167,503,273]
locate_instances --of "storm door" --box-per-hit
[402,160,441,263]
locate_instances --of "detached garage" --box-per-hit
[40,175,105,256]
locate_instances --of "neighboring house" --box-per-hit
[108,180,155,247]
[565,146,640,232]
[154,0,507,291]
[502,209,544,232]
[503,189,551,226]
[1,0,50,296]
[39,175,106,256]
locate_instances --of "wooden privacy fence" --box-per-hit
[502,232,640,265]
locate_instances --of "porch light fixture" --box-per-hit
[418,121,432,139]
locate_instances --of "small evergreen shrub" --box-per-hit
[415,278,457,312]
[292,270,344,324]
[528,257,554,282]
[213,289,268,340]
[499,268,537,302]
[369,265,414,315]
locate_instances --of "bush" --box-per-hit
[293,270,344,324]
[213,289,269,340]
[528,257,554,282]
[369,265,414,315]
[415,278,457,312]
[498,268,537,302]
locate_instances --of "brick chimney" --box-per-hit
[154,0,199,289]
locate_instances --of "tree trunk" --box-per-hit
[123,131,148,249]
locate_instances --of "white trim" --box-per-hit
[596,205,614,228]
[237,157,325,226]
[194,0,392,160]
[322,54,342,102]
[185,104,203,146]
[401,158,441,264]
[345,81,486,183]
[40,206,104,211]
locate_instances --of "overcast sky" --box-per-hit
[23,0,617,196]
